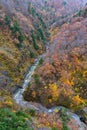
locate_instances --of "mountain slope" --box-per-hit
[23,5,87,113]
[0,0,87,130]
[0,0,50,93]
[0,0,85,94]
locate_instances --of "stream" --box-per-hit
[13,44,49,111]
[14,57,41,110]
[13,45,87,129]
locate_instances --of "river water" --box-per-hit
[13,44,87,129]
[13,44,49,111]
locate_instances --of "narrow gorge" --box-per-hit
[0,0,87,130]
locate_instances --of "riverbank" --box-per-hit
[13,46,87,129]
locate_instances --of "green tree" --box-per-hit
[18,33,24,42]
[84,8,87,17]
[34,74,40,84]
[28,2,32,14]
[12,22,21,34]
[30,50,36,58]
[37,15,47,29]
[38,28,46,40]
[12,22,24,48]
[0,108,32,130]
[31,7,36,17]
[4,15,11,28]
[31,31,39,50]
[39,58,44,65]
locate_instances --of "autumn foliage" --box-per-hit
[24,10,87,111]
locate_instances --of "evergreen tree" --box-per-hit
[4,15,11,28]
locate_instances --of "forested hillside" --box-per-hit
[0,0,87,130]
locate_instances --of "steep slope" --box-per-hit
[0,0,50,93]
[47,0,84,16]
[0,107,87,130]
[45,0,85,26]
[0,0,87,130]
[0,0,85,100]
[23,6,87,113]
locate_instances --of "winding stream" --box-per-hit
[13,45,87,129]
[13,44,49,111]
[14,57,41,110]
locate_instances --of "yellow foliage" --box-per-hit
[70,95,86,111]
[32,91,36,98]
[49,83,59,101]
[72,95,85,105]
[83,70,87,77]
[0,91,13,108]
[65,80,74,86]
[50,27,59,40]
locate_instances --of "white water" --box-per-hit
[48,107,87,129]
[13,45,87,129]
[13,44,49,111]
[13,57,42,110]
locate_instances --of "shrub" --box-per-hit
[61,109,70,122]
[71,95,86,111]
[0,108,32,130]
[29,109,36,116]
[62,122,69,130]
[61,109,70,130]
[30,51,36,58]
[72,70,87,100]
[34,74,40,84]
[39,58,44,65]
[52,127,57,130]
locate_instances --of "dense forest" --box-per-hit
[0,0,87,130]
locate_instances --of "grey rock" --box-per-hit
[37,128,51,130]
[0,75,12,89]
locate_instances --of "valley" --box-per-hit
[0,0,87,130]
